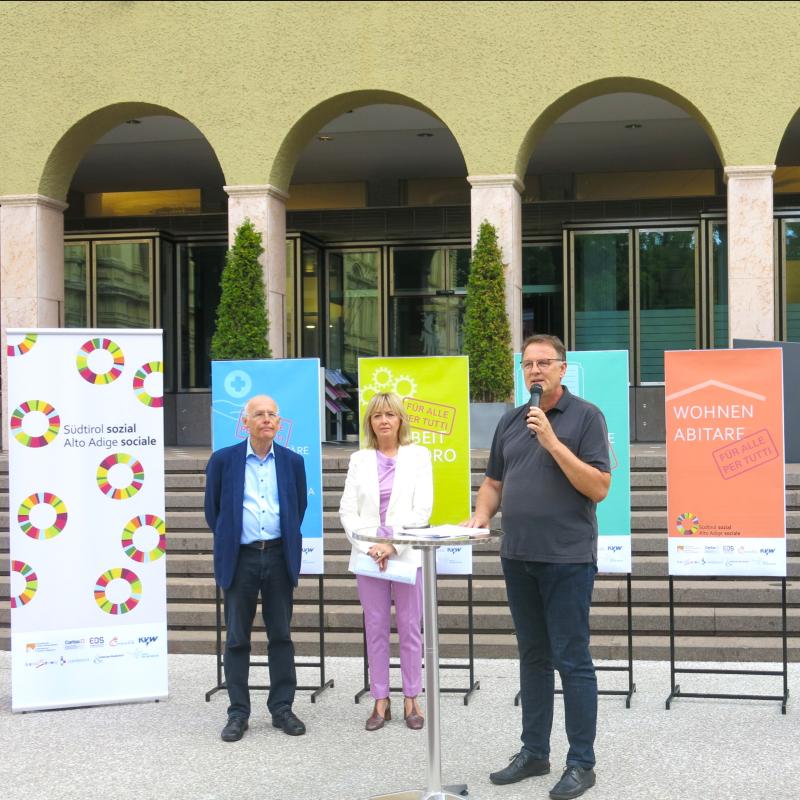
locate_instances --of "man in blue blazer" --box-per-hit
[204,394,308,742]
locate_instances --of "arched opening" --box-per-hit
[275,95,468,438]
[519,89,723,406]
[48,106,226,442]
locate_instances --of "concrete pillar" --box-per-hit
[224,184,289,358]
[0,194,68,447]
[723,166,776,344]
[467,175,523,352]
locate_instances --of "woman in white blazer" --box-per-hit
[339,391,433,731]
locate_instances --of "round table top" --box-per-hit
[351,525,503,548]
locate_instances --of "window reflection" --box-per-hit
[94,241,152,328]
[388,247,468,356]
[787,222,800,342]
[522,243,563,340]
[179,242,226,389]
[327,250,379,373]
[573,232,631,355]
[639,229,697,382]
[711,223,728,348]
[64,243,88,327]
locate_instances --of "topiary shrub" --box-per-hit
[463,219,513,402]
[210,218,271,360]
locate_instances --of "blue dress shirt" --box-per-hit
[241,440,281,543]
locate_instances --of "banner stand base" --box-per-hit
[665,575,789,714]
[205,576,334,703]
[514,572,637,708]
[354,575,481,706]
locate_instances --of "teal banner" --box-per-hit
[515,350,631,572]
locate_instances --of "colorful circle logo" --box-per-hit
[96,453,145,499]
[94,567,142,615]
[7,333,38,357]
[10,400,60,447]
[76,337,125,385]
[18,492,68,540]
[133,361,164,407]
[122,514,166,562]
[676,512,700,535]
[11,560,38,608]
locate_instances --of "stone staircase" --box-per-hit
[2,446,799,662]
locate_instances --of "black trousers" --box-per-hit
[223,544,296,719]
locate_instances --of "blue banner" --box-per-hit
[211,359,324,573]
[515,350,631,573]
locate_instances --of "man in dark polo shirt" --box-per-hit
[467,334,610,800]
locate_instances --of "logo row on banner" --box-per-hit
[7,329,168,713]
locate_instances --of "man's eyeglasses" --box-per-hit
[251,410,280,420]
[521,359,563,371]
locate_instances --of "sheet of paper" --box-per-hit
[399,524,490,539]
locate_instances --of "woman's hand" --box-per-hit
[368,543,397,571]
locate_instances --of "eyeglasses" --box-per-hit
[251,410,279,420]
[521,359,563,371]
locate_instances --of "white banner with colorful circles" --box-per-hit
[7,329,167,712]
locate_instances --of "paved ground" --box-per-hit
[2,651,798,800]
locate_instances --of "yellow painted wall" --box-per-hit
[2,1,800,200]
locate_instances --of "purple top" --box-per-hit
[376,450,396,525]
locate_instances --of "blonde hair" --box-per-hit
[361,392,412,449]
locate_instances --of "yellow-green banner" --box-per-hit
[358,356,472,574]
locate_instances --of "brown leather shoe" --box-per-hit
[404,697,424,730]
[365,698,391,731]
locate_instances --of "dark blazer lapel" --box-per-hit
[274,443,290,529]
[231,439,248,537]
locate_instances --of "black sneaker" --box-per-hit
[549,765,596,800]
[489,750,550,785]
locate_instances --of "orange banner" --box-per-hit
[665,349,785,576]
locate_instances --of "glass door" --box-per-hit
[783,220,800,341]
[93,240,154,328]
[64,242,89,327]
[388,246,469,356]
[637,228,698,382]
[326,248,380,374]
[570,230,632,362]
[522,240,564,341]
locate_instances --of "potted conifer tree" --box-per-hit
[211,218,271,360]
[463,220,514,447]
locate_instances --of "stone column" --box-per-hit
[224,184,289,358]
[467,175,523,352]
[724,166,776,344]
[0,194,68,447]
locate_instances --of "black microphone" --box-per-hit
[529,383,542,437]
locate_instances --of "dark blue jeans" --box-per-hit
[224,545,296,719]
[502,557,597,769]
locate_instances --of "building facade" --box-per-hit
[2,1,800,443]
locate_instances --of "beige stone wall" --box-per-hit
[1,1,799,198]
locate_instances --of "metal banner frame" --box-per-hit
[514,573,636,708]
[355,574,480,706]
[665,575,789,714]
[205,575,334,703]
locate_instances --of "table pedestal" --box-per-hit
[369,547,469,800]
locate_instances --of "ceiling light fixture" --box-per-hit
[318,135,334,142]
[417,132,434,138]
[624,123,642,129]
[125,119,142,125]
